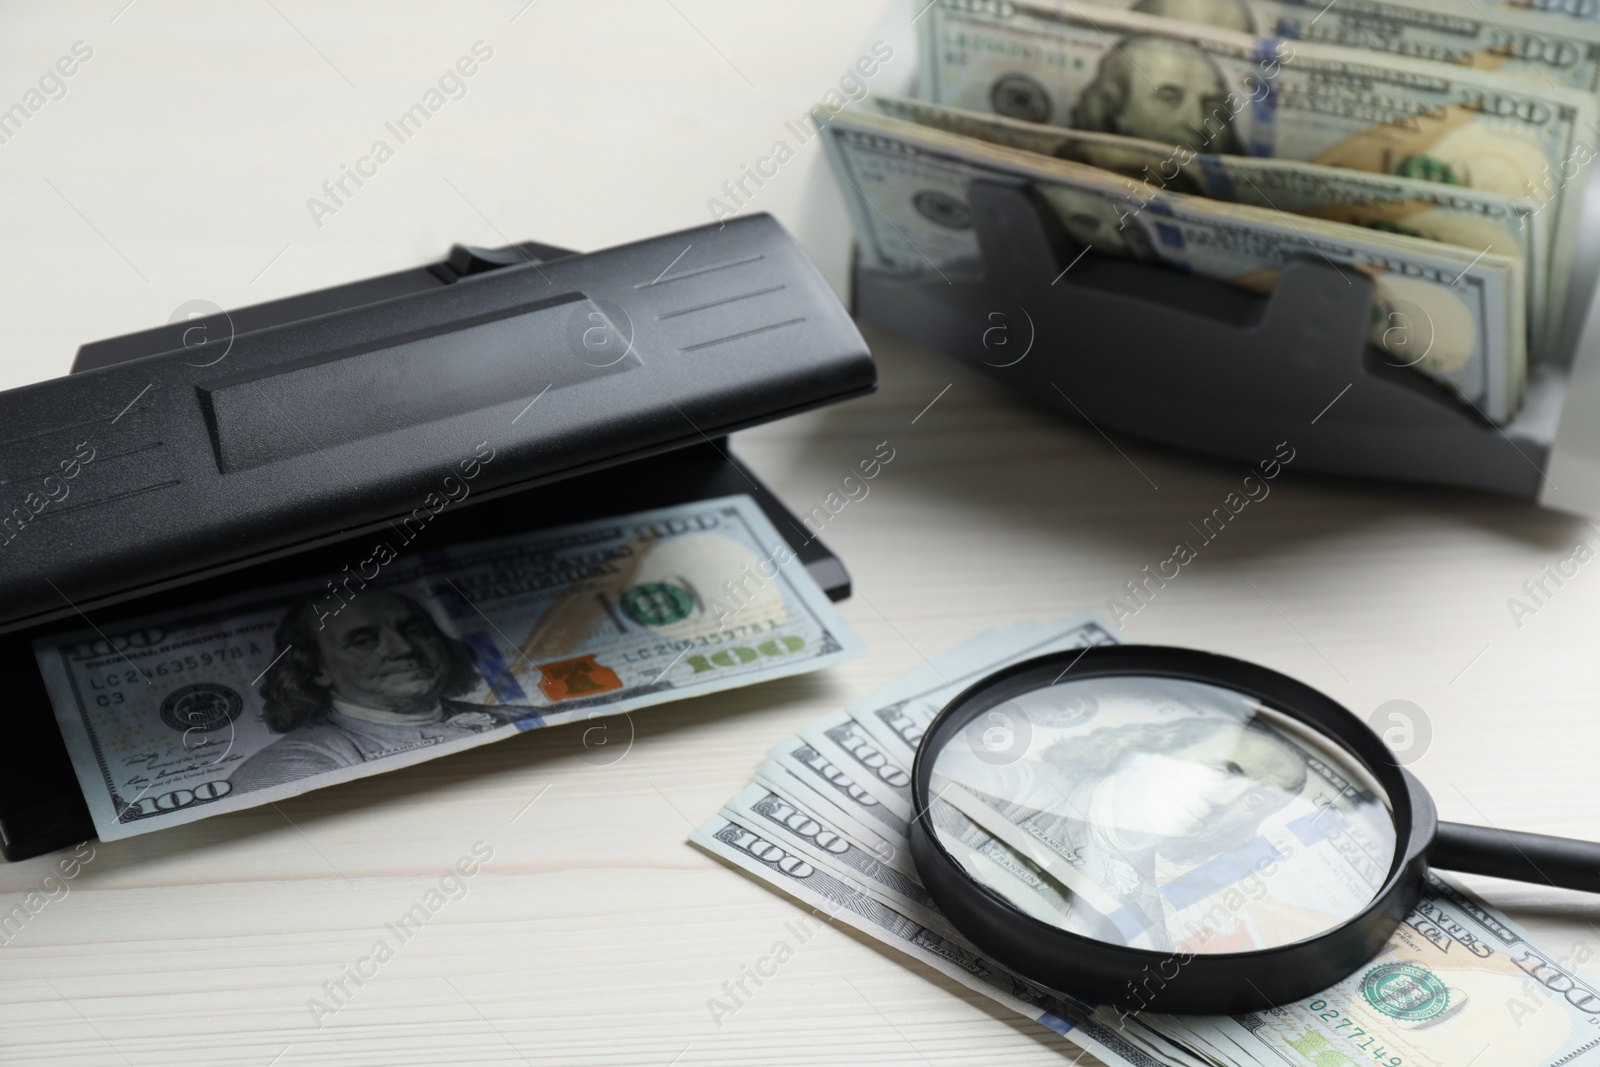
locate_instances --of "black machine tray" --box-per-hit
[0,216,874,860]
[853,179,1551,497]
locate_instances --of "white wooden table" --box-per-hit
[5,3,1600,1064]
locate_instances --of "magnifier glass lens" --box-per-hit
[929,676,1398,954]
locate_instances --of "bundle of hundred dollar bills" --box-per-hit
[824,0,1600,424]
[35,496,862,841]
[692,614,1600,1066]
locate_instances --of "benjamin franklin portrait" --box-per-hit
[1042,715,1306,949]
[1071,35,1244,156]
[1044,185,1158,261]
[228,589,532,794]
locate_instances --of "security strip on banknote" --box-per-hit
[35,495,863,841]
[694,616,1600,1066]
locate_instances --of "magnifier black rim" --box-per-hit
[908,644,1436,1016]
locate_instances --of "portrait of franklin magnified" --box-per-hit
[1028,714,1308,951]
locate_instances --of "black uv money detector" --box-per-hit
[0,215,876,862]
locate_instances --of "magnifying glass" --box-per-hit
[909,645,1600,1015]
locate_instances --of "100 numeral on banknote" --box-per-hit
[37,495,862,841]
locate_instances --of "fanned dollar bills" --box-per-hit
[824,0,1600,425]
[867,94,1554,358]
[1069,0,1600,90]
[916,0,1599,370]
[824,105,1528,420]
[36,495,862,841]
[693,615,1600,1066]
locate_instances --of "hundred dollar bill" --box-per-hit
[707,781,1600,1065]
[826,107,1529,421]
[834,618,1140,934]
[707,686,1600,1064]
[751,758,900,859]
[798,708,916,818]
[918,0,1597,357]
[1215,874,1600,1065]
[725,772,1095,943]
[1069,0,1600,90]
[758,744,1098,938]
[719,781,947,925]
[691,813,1189,1067]
[715,775,1215,1064]
[36,495,862,841]
[868,93,1553,357]
[766,737,913,841]
[704,619,1600,1064]
[764,618,1142,931]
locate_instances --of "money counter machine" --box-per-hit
[0,216,876,862]
[852,177,1600,514]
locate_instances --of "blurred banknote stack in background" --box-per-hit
[824,0,1600,424]
[694,615,1600,1066]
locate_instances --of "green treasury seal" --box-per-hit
[1360,961,1450,1022]
[619,582,695,627]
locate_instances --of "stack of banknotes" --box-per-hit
[824,0,1600,423]
[35,496,862,841]
[692,614,1600,1066]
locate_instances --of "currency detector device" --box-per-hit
[0,215,875,861]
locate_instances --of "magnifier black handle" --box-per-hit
[1432,821,1600,893]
